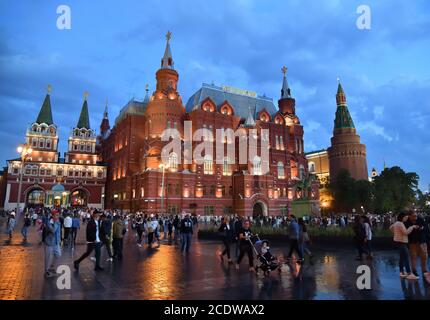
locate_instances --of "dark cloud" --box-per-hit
[0,0,429,189]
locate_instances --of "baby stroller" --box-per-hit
[250,237,282,276]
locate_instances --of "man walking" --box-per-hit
[21,213,32,242]
[112,215,125,260]
[287,215,303,262]
[74,211,104,272]
[44,211,62,277]
[180,213,193,253]
[100,213,113,262]
[71,213,80,248]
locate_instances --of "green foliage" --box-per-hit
[198,224,392,238]
[328,166,419,214]
[329,169,372,213]
[373,166,419,214]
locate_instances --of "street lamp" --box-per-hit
[159,162,169,215]
[16,144,33,215]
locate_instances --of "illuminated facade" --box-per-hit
[2,90,107,210]
[100,33,319,216]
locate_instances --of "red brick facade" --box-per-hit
[100,36,318,216]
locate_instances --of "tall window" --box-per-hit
[277,162,285,179]
[222,157,231,176]
[279,136,284,150]
[169,152,178,170]
[308,162,316,173]
[275,136,279,150]
[253,156,262,175]
[204,155,213,174]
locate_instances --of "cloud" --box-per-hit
[0,0,429,189]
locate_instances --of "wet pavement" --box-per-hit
[1,218,429,300]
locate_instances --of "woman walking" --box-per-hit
[7,212,16,240]
[218,217,234,263]
[390,212,419,280]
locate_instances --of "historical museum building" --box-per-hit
[99,33,319,216]
[2,90,107,210]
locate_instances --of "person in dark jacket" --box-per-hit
[180,214,193,253]
[100,214,113,262]
[218,216,234,263]
[353,215,368,261]
[405,212,429,278]
[73,211,104,271]
[233,216,243,259]
[235,220,255,272]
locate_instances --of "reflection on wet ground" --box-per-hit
[0,224,429,300]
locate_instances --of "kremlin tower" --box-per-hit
[328,81,368,181]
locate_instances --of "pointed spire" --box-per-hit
[161,31,174,69]
[245,105,256,127]
[103,99,108,119]
[77,92,90,129]
[36,84,54,125]
[333,80,355,130]
[280,66,292,99]
[143,84,150,104]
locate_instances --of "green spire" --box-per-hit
[77,92,90,129]
[337,82,344,94]
[36,85,54,125]
[334,81,355,130]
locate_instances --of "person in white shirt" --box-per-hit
[63,214,73,247]
[390,212,419,280]
[363,216,373,259]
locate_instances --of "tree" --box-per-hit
[373,166,419,214]
[329,169,358,213]
[355,179,374,213]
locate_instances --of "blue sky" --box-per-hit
[0,0,429,190]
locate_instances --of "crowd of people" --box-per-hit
[2,207,430,283]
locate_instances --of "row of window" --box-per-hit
[31,138,53,149]
[72,142,93,152]
[13,167,103,178]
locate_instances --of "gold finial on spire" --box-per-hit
[337,76,340,83]
[105,98,108,106]
[84,91,89,100]
[47,84,52,94]
[166,31,172,41]
[145,84,149,91]
[281,66,288,76]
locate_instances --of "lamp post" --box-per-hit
[16,144,33,216]
[159,163,169,215]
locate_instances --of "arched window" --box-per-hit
[204,155,213,174]
[169,152,178,171]
[308,162,316,173]
[223,157,231,176]
[253,156,262,176]
[277,162,285,179]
